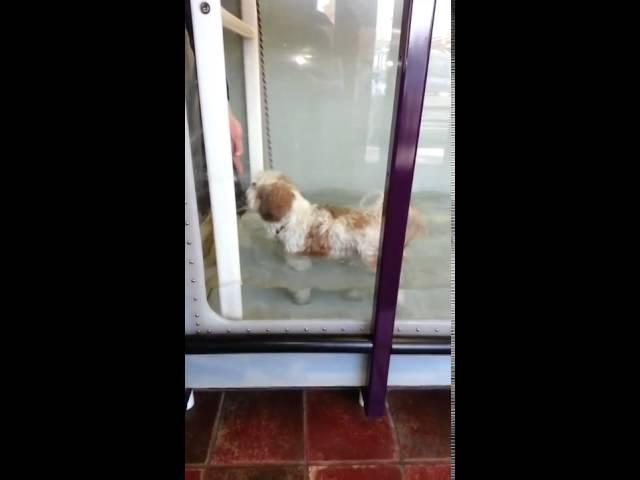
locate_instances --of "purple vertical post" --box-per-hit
[364,0,437,417]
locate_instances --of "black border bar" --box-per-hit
[185,335,451,355]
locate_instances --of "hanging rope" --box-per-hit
[256,0,273,169]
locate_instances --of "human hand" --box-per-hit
[229,109,244,176]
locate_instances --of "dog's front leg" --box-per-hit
[288,287,312,305]
[284,252,312,304]
[362,255,378,273]
[284,252,312,272]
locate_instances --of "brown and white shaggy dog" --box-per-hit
[246,170,425,271]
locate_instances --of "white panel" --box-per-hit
[185,353,451,388]
[241,0,264,177]
[388,355,451,387]
[190,0,243,318]
[222,7,256,38]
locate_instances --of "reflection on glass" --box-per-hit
[202,0,407,321]
[395,0,452,322]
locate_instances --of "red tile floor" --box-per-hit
[186,388,451,480]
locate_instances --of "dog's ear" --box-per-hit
[257,181,294,222]
[277,173,293,184]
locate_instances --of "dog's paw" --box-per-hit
[343,289,363,301]
[397,289,406,305]
[361,255,378,273]
[289,288,312,305]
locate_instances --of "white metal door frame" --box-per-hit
[189,0,244,319]
[185,1,450,337]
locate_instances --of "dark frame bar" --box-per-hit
[185,334,451,355]
[365,0,438,417]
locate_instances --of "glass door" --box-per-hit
[186,0,449,340]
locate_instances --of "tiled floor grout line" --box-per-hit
[386,396,409,480]
[184,463,205,480]
[305,459,404,466]
[199,459,446,468]
[204,391,225,467]
[205,462,308,468]
[303,390,310,480]
[402,458,452,464]
[306,462,406,465]
[386,397,404,463]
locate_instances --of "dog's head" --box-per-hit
[246,170,297,223]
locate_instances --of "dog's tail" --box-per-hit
[359,192,385,214]
[405,204,427,246]
[360,192,427,244]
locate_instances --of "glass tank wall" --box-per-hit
[187,0,451,331]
